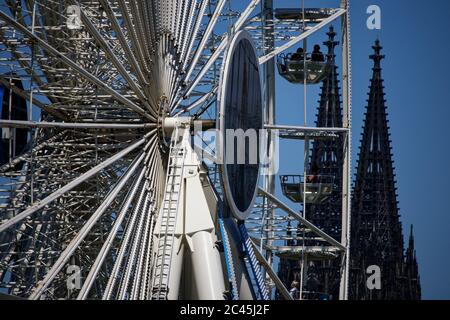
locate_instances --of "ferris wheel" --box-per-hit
[0,0,352,300]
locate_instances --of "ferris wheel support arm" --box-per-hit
[0,132,154,234]
[130,2,153,67]
[29,150,148,300]
[258,8,346,64]
[0,11,154,122]
[102,180,149,300]
[257,187,346,251]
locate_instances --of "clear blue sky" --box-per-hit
[272,0,450,299]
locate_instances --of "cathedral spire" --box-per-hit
[370,39,385,70]
[405,225,421,299]
[350,40,420,300]
[324,26,338,63]
[408,225,415,251]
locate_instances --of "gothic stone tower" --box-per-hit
[349,40,421,300]
[404,226,421,299]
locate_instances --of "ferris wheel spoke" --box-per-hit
[100,139,161,300]
[118,147,161,300]
[0,76,67,121]
[174,86,217,117]
[177,0,195,64]
[0,132,153,234]
[98,0,148,89]
[116,1,149,76]
[102,182,146,300]
[76,164,146,299]
[130,2,154,67]
[183,0,226,83]
[0,11,154,122]
[28,150,147,300]
[0,27,62,106]
[181,0,207,71]
[106,179,150,299]
[78,135,161,300]
[124,192,151,299]
[71,1,151,108]
[0,120,154,130]
[173,0,260,111]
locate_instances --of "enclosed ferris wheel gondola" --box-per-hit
[277,53,331,85]
[280,174,334,204]
[274,7,335,85]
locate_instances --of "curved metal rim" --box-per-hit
[217,30,262,221]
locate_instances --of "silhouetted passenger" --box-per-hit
[311,44,325,62]
[307,162,320,183]
[290,281,300,300]
[291,47,304,61]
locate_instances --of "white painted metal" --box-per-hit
[29,151,148,300]
[339,0,353,301]
[151,126,187,299]
[217,30,262,221]
[152,122,226,299]
[259,8,347,64]
[0,133,152,233]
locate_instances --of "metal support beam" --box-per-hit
[0,120,155,129]
[29,151,147,300]
[175,0,261,108]
[250,240,293,300]
[0,11,154,121]
[259,8,346,64]
[339,0,352,301]
[98,0,149,88]
[257,187,346,251]
[261,0,276,297]
[183,0,227,82]
[72,1,151,108]
[0,132,153,233]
